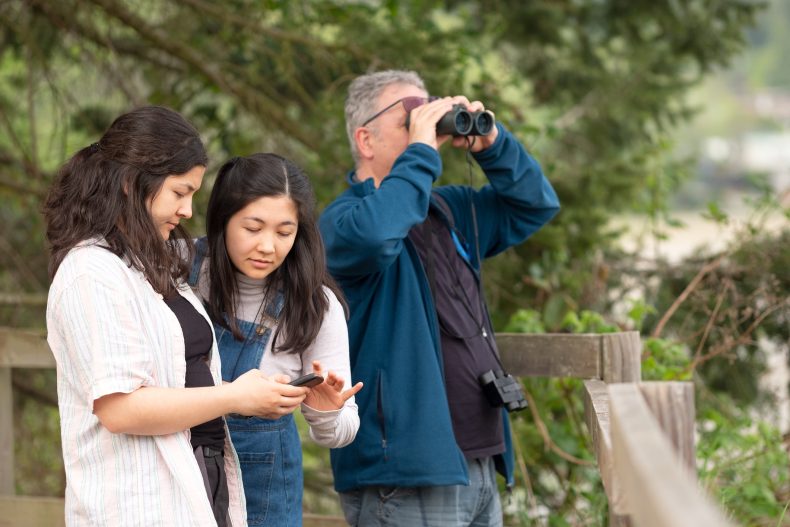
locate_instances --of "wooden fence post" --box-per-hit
[601,332,641,383]
[0,366,13,495]
[638,382,696,474]
[598,332,641,527]
[608,384,735,527]
[0,328,52,497]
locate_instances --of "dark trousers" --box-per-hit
[194,445,230,527]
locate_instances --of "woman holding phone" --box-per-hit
[190,153,362,526]
[44,107,309,526]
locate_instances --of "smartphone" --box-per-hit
[289,372,324,388]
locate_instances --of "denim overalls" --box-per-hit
[190,238,303,526]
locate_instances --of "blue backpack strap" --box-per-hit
[431,192,472,265]
[188,237,209,287]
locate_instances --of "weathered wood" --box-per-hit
[639,382,696,474]
[0,294,47,306]
[608,384,736,527]
[0,496,65,527]
[4,329,642,381]
[497,333,601,378]
[583,380,631,526]
[0,367,13,495]
[303,512,348,526]
[0,497,345,526]
[0,328,53,369]
[601,332,641,383]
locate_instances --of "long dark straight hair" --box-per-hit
[43,106,208,295]
[205,153,346,354]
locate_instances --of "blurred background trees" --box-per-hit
[1,0,787,524]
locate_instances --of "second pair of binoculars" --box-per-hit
[406,104,495,137]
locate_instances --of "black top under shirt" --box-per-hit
[408,209,505,459]
[163,292,226,450]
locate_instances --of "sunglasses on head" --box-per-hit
[361,95,441,127]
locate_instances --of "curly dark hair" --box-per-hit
[43,106,208,296]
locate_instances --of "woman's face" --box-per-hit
[148,165,205,240]
[225,195,299,280]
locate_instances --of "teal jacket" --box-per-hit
[319,124,560,492]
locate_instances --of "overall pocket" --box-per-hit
[228,422,277,526]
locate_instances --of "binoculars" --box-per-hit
[406,104,495,137]
[479,369,528,413]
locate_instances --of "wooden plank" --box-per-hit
[0,368,13,495]
[0,294,47,306]
[0,328,54,369]
[0,497,345,527]
[639,382,696,474]
[601,332,641,383]
[0,496,65,527]
[608,384,736,527]
[303,512,347,526]
[497,333,601,378]
[0,329,640,379]
[583,380,629,522]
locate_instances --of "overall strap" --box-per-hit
[219,289,285,383]
[188,237,209,287]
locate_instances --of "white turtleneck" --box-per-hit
[195,261,359,448]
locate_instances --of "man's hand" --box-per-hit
[447,96,498,152]
[408,97,457,151]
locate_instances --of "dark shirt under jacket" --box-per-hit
[408,209,505,460]
[164,293,226,450]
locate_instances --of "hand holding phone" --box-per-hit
[289,372,324,388]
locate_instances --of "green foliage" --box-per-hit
[0,0,764,314]
[625,298,657,332]
[697,388,790,525]
[504,309,545,334]
[641,337,693,381]
[560,310,618,334]
[2,1,784,525]
[743,0,790,90]
[638,227,790,404]
[504,297,789,526]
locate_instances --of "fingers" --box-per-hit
[341,382,364,402]
[409,97,456,145]
[448,95,485,113]
[270,373,291,384]
[323,370,344,391]
[311,360,323,376]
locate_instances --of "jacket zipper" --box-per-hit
[376,370,388,461]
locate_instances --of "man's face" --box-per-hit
[365,83,428,185]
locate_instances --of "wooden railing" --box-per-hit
[0,328,736,526]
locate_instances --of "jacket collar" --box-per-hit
[347,169,377,197]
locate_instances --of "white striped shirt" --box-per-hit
[46,241,246,526]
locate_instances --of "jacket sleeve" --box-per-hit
[319,143,442,278]
[436,123,560,265]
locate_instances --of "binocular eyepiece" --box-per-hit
[406,104,495,137]
[479,369,528,413]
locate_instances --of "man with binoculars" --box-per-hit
[319,70,560,526]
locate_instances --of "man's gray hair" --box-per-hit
[345,70,426,164]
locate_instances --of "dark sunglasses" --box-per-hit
[361,95,440,127]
